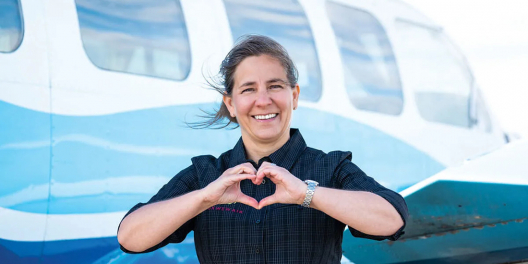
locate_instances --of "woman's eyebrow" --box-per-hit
[238,79,287,89]
[266,78,288,85]
[238,81,257,89]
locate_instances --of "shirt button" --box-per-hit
[256,248,260,254]
[262,179,266,184]
[255,219,261,224]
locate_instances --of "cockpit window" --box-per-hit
[223,0,322,102]
[473,89,492,133]
[395,21,472,128]
[0,0,23,53]
[326,2,403,115]
[75,0,191,80]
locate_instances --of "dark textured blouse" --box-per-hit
[118,128,408,264]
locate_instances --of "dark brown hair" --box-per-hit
[189,35,298,129]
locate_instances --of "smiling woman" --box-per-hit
[116,35,409,264]
[219,37,300,162]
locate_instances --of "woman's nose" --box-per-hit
[255,89,272,106]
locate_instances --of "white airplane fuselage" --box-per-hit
[2,0,523,263]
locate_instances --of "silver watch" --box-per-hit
[301,180,319,207]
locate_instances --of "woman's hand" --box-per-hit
[256,162,307,209]
[201,162,259,209]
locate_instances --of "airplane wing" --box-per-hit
[343,141,528,263]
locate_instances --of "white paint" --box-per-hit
[341,255,355,263]
[44,211,126,241]
[0,207,125,241]
[0,207,47,242]
[401,140,528,197]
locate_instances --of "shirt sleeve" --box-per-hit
[333,151,409,241]
[117,164,199,254]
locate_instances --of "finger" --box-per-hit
[254,163,274,184]
[253,170,266,185]
[236,194,259,209]
[256,163,282,184]
[257,162,277,173]
[233,163,257,175]
[222,165,251,179]
[243,162,257,173]
[260,161,275,167]
[244,162,257,170]
[257,168,280,183]
[258,194,278,209]
[225,173,256,185]
[234,166,255,175]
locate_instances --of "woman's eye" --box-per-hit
[242,88,254,93]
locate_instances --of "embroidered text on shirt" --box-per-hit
[207,206,243,214]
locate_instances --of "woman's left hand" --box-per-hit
[256,162,307,209]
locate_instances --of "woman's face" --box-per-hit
[223,54,300,145]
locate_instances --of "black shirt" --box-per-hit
[118,128,408,264]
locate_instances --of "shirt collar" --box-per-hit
[228,128,307,171]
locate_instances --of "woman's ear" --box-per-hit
[223,93,236,117]
[292,84,300,110]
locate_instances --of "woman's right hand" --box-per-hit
[201,163,259,209]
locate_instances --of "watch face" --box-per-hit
[305,180,319,186]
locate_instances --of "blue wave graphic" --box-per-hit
[0,100,444,215]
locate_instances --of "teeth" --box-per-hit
[254,114,277,120]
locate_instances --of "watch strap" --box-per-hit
[301,180,319,208]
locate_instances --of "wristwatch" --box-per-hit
[301,180,319,208]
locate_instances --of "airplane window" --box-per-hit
[0,0,23,53]
[474,89,492,132]
[326,2,403,115]
[75,0,191,80]
[395,21,472,128]
[223,0,322,102]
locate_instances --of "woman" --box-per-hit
[117,35,408,264]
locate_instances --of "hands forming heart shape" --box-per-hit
[202,162,307,210]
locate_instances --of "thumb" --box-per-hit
[258,194,278,209]
[236,193,259,209]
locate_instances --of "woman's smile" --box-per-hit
[252,113,278,121]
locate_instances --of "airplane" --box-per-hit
[1,0,526,263]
